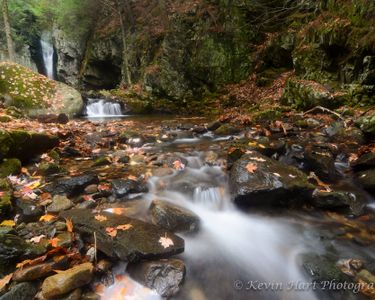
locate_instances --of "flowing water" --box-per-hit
[88,116,374,300]
[86,99,124,118]
[41,32,55,80]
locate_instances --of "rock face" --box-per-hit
[229,152,314,207]
[128,259,186,297]
[41,262,94,299]
[44,173,99,196]
[150,200,200,233]
[60,209,184,261]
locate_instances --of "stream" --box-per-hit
[62,104,375,300]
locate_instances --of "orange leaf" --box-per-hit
[65,218,73,233]
[128,175,137,181]
[0,274,12,291]
[49,238,60,248]
[246,163,258,173]
[116,224,133,231]
[94,215,108,222]
[39,214,57,222]
[106,227,117,237]
[172,160,185,170]
[40,192,52,201]
[16,259,32,269]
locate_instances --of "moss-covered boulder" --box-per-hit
[0,130,59,162]
[356,115,375,135]
[281,78,345,109]
[0,158,21,178]
[0,62,83,117]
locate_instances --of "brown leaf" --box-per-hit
[246,163,258,173]
[65,218,73,233]
[0,274,12,291]
[94,215,108,222]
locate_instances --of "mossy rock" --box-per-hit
[0,192,12,217]
[92,157,111,167]
[0,62,83,117]
[253,109,282,122]
[0,130,59,162]
[214,124,240,136]
[0,158,21,178]
[38,163,63,176]
[0,115,12,123]
[281,78,344,110]
[355,115,375,135]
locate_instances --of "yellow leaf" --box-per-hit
[0,274,12,291]
[0,220,15,227]
[49,238,60,248]
[39,214,57,222]
[65,218,73,233]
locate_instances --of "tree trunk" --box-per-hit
[2,0,15,61]
[115,0,132,86]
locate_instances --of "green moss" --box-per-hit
[92,157,111,167]
[253,109,282,121]
[0,62,56,109]
[0,192,12,217]
[38,162,63,176]
[0,159,21,178]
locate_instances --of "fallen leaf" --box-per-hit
[116,224,133,231]
[49,238,60,248]
[0,274,12,291]
[39,214,57,222]
[106,227,117,237]
[29,234,46,243]
[65,218,73,233]
[0,220,15,227]
[173,160,185,170]
[16,259,32,269]
[40,192,52,201]
[159,235,174,248]
[98,184,111,192]
[83,195,93,201]
[95,215,108,222]
[246,163,258,173]
[251,157,266,162]
[128,175,137,181]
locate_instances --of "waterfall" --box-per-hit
[40,32,55,80]
[86,98,123,117]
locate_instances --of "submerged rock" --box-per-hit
[60,209,184,261]
[128,259,186,297]
[44,173,99,196]
[230,151,314,207]
[47,195,74,213]
[150,200,200,233]
[41,262,93,299]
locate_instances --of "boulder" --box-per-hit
[41,262,94,299]
[214,124,240,136]
[15,199,44,223]
[47,195,74,213]
[128,259,186,297]
[150,200,200,233]
[356,115,375,136]
[351,152,375,171]
[355,169,375,193]
[60,209,184,261]
[44,173,99,196]
[230,151,314,207]
[13,262,60,282]
[0,62,83,117]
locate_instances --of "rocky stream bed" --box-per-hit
[0,111,374,300]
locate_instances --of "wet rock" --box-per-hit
[304,144,339,182]
[165,156,188,168]
[36,114,69,124]
[41,262,93,299]
[355,169,375,193]
[112,179,148,198]
[118,156,130,164]
[192,125,207,134]
[96,259,112,273]
[207,120,222,131]
[53,289,82,300]
[128,259,186,297]
[44,173,99,196]
[118,131,145,147]
[214,124,240,136]
[84,185,98,194]
[80,292,100,300]
[47,195,74,213]
[351,152,375,171]
[0,282,38,300]
[0,159,21,178]
[60,146,81,158]
[15,199,44,223]
[230,152,314,207]
[150,200,200,233]
[60,209,184,261]
[248,138,286,157]
[76,199,96,209]
[55,232,74,248]
[311,189,365,216]
[13,262,61,282]
[356,270,375,285]
[0,234,45,265]
[38,163,63,176]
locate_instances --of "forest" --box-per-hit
[0,0,374,299]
